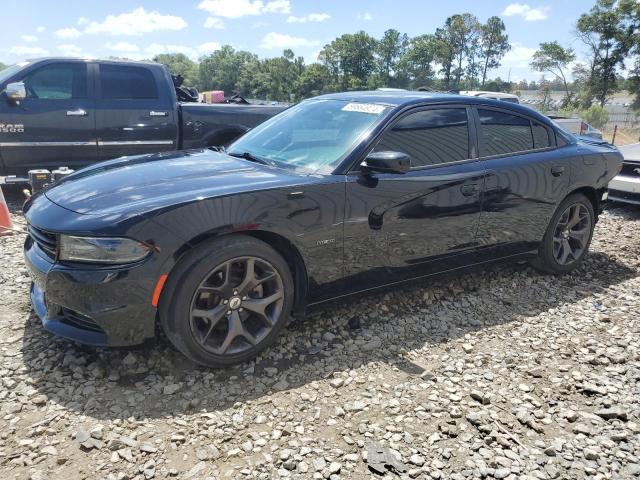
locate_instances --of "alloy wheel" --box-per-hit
[552,203,592,266]
[189,256,284,355]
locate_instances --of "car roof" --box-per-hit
[313,90,553,124]
[25,57,162,67]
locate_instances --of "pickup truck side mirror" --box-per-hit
[5,82,26,102]
[361,151,411,174]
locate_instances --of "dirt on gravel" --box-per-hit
[0,189,639,480]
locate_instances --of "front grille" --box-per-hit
[621,162,640,177]
[28,225,58,259]
[60,308,105,333]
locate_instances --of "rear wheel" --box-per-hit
[160,235,294,367]
[531,193,595,274]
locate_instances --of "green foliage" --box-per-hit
[581,105,610,129]
[153,53,199,89]
[530,42,576,106]
[479,17,510,87]
[319,31,379,90]
[199,45,258,94]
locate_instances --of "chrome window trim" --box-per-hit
[0,141,95,146]
[97,140,174,146]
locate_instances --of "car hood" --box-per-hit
[44,149,307,215]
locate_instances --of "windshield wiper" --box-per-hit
[227,151,275,167]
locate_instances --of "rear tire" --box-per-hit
[159,235,294,367]
[531,193,595,274]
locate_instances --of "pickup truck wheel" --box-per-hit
[159,235,294,367]
[531,193,595,274]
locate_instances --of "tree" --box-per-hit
[479,16,510,87]
[295,63,331,98]
[530,42,576,106]
[153,53,199,89]
[434,14,480,89]
[199,45,258,94]
[376,29,409,87]
[399,34,437,88]
[617,0,640,107]
[319,31,378,89]
[576,0,630,106]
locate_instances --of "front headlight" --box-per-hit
[59,235,151,264]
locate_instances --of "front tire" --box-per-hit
[531,193,595,274]
[159,235,294,367]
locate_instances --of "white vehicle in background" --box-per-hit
[459,90,520,103]
[609,144,640,205]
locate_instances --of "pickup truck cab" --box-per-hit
[0,58,285,176]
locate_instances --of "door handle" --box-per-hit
[460,183,478,196]
[150,111,168,117]
[66,109,87,116]
[551,166,565,177]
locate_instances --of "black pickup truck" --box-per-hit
[0,58,286,177]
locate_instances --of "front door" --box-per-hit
[343,106,485,291]
[95,63,178,161]
[0,61,96,175]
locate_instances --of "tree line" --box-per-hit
[156,13,511,102]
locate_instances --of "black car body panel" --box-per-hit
[0,58,285,176]
[23,91,623,347]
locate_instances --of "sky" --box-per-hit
[0,0,598,82]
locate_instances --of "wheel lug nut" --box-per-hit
[242,296,247,300]
[233,290,238,295]
[239,308,243,312]
[223,299,228,304]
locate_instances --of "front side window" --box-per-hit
[228,99,390,173]
[478,109,534,157]
[100,65,158,99]
[23,63,87,100]
[374,108,470,168]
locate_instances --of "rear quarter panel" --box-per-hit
[180,104,287,149]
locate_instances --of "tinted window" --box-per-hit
[100,65,158,99]
[532,121,552,149]
[478,109,533,156]
[374,108,469,167]
[23,63,87,100]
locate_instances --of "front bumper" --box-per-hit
[24,235,158,347]
[609,175,640,205]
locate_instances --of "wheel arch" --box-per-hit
[565,185,602,219]
[162,229,309,317]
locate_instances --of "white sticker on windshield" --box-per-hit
[342,102,386,114]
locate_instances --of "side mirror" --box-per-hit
[5,82,26,102]
[361,151,410,174]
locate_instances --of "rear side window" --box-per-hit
[478,109,533,156]
[532,121,552,149]
[23,63,87,100]
[374,108,470,168]
[100,65,158,99]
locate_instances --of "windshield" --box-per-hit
[0,62,29,86]
[228,99,390,173]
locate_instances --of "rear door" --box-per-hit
[474,107,570,256]
[0,61,96,174]
[95,63,178,161]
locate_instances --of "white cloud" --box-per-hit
[36,26,46,33]
[286,13,330,24]
[260,32,319,49]
[8,45,49,57]
[105,41,140,53]
[198,42,222,54]
[77,16,89,26]
[204,17,225,29]
[84,8,187,36]
[143,42,220,60]
[198,0,290,19]
[502,43,538,68]
[57,44,83,56]
[21,35,38,43]
[55,27,82,39]
[502,3,549,21]
[357,12,373,21]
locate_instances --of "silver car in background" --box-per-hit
[609,144,640,205]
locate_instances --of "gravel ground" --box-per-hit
[1,190,639,480]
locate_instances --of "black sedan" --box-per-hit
[23,91,623,367]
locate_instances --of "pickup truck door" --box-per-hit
[95,63,178,161]
[0,61,96,175]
